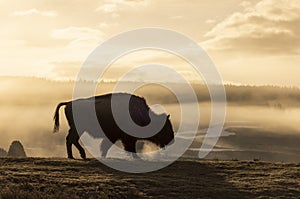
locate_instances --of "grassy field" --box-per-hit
[0,158,299,198]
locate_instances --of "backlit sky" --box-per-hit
[1,0,300,86]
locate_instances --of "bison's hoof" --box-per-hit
[132,153,141,159]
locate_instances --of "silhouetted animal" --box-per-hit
[53,93,175,159]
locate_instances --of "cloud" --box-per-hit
[50,26,104,47]
[169,16,183,20]
[49,60,126,81]
[95,0,150,14]
[11,8,57,17]
[202,0,300,54]
[205,19,216,24]
[105,0,149,6]
[96,3,118,13]
[239,1,252,8]
[51,26,102,40]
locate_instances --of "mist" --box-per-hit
[1,76,300,161]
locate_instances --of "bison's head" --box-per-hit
[149,114,175,148]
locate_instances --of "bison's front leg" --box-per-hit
[100,139,113,158]
[123,139,139,159]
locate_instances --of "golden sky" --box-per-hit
[0,0,300,86]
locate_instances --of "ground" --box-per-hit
[0,158,299,199]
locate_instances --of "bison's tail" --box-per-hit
[53,102,69,133]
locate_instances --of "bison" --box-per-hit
[53,93,175,159]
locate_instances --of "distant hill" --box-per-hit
[0,148,7,157]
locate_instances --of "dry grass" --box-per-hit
[0,158,299,198]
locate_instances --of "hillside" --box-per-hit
[0,158,299,198]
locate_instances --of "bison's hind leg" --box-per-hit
[66,127,86,159]
[74,140,86,159]
[66,130,75,159]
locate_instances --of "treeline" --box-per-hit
[136,83,300,108]
[1,76,300,108]
[225,85,300,107]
